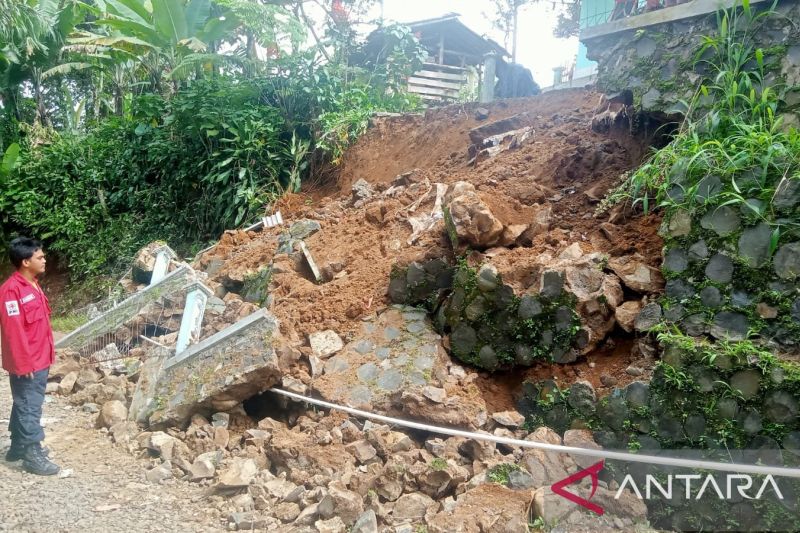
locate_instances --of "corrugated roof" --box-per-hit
[404,13,510,59]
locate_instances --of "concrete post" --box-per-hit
[552,66,565,88]
[150,245,177,285]
[480,52,497,104]
[173,282,213,358]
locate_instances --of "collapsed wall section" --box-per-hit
[129,310,282,428]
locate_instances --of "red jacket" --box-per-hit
[0,272,55,375]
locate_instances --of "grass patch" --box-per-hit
[486,463,522,485]
[429,458,448,471]
[50,314,89,333]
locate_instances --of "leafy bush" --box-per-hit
[3,60,423,277]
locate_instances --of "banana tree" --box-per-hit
[72,0,240,93]
[0,0,88,125]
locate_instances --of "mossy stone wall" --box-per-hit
[389,259,582,371]
[583,0,800,124]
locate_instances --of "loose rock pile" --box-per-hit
[47,349,651,532]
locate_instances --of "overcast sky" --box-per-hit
[373,0,580,87]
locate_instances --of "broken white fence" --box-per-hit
[56,263,214,366]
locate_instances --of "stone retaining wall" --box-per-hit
[581,0,800,124]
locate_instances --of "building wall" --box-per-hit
[581,0,800,125]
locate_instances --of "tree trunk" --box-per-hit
[114,85,123,116]
[33,72,49,127]
[512,4,519,64]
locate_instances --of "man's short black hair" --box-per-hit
[9,237,42,268]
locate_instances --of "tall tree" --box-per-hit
[487,0,536,63]
[0,0,87,124]
[72,0,242,93]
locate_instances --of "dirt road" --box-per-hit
[0,374,224,532]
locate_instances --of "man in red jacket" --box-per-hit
[1,237,60,475]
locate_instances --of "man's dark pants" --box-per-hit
[8,368,48,448]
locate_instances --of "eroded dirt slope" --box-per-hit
[198,89,663,406]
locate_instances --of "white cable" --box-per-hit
[270,388,800,479]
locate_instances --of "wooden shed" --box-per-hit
[365,14,510,102]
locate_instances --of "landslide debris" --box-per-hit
[197,88,662,403]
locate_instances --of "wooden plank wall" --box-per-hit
[407,62,467,102]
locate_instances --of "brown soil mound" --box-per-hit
[199,88,663,405]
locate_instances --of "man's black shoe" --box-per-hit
[5,444,50,462]
[4,445,25,462]
[22,444,60,476]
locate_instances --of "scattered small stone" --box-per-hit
[82,403,100,414]
[615,300,642,333]
[422,386,446,404]
[281,376,307,395]
[346,440,377,464]
[315,516,346,533]
[189,457,216,481]
[288,219,322,240]
[145,462,173,484]
[608,256,665,293]
[211,412,230,428]
[309,330,344,358]
[491,410,525,428]
[350,510,378,533]
[600,375,617,387]
[146,432,177,457]
[217,458,258,489]
[351,178,374,205]
[96,400,128,429]
[625,366,644,377]
[507,469,536,490]
[299,242,323,283]
[58,371,79,395]
[228,512,268,531]
[392,493,435,522]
